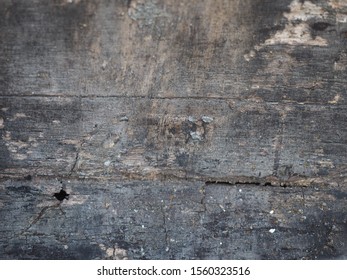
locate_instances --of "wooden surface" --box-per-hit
[0,0,346,259]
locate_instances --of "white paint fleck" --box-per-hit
[104,160,112,166]
[120,116,129,121]
[101,60,108,69]
[270,210,274,214]
[219,204,226,212]
[244,50,256,62]
[188,116,196,122]
[52,120,60,124]
[14,113,27,119]
[202,116,214,123]
[269,228,276,233]
[64,245,69,249]
[239,189,242,193]
[190,131,203,141]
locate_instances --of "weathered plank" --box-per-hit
[0,179,346,259]
[0,0,346,259]
[1,96,346,187]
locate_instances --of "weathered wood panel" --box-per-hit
[0,179,346,259]
[1,96,346,187]
[0,0,346,259]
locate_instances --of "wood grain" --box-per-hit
[0,0,346,259]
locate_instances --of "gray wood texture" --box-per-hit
[0,0,346,259]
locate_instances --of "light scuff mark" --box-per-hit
[328,94,342,104]
[264,0,328,46]
[65,194,89,206]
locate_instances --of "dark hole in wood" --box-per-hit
[53,189,70,201]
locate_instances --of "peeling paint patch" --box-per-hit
[263,0,328,46]
[265,23,328,46]
[285,0,327,21]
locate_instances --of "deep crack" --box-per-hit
[21,202,65,234]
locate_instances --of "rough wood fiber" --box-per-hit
[0,0,346,259]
